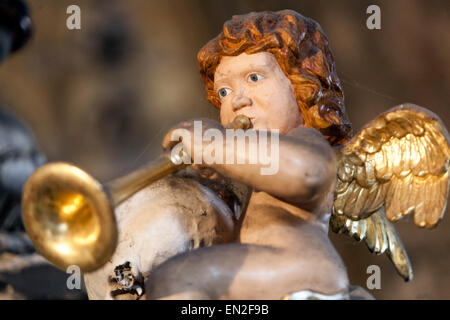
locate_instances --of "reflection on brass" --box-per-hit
[331,104,450,280]
[22,163,116,273]
[22,115,250,273]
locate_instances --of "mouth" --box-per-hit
[243,117,255,129]
[248,117,256,128]
[237,114,255,127]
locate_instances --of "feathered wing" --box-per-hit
[330,103,450,280]
[330,207,413,280]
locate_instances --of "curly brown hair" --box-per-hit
[198,10,352,145]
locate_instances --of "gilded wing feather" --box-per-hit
[331,103,449,281]
[330,207,413,281]
[334,104,450,227]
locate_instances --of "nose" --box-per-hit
[232,94,252,111]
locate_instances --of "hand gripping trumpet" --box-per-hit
[21,115,250,272]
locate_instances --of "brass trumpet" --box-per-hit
[21,115,250,272]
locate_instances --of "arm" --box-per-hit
[163,119,337,210]
[215,126,336,209]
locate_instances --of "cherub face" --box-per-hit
[215,52,304,134]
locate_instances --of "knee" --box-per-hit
[145,261,209,300]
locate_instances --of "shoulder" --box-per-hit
[287,126,334,155]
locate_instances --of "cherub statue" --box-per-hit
[84,10,449,300]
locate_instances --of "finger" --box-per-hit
[161,120,197,150]
[162,127,195,159]
[162,128,181,150]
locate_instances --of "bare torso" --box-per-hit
[140,120,351,299]
[234,190,349,298]
[145,183,349,300]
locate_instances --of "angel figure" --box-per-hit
[85,10,449,300]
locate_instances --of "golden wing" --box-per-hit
[330,207,413,280]
[331,103,450,280]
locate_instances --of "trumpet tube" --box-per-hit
[21,115,250,272]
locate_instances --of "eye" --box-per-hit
[248,73,264,83]
[218,88,232,99]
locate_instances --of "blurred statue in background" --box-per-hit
[0,0,45,254]
[85,10,449,300]
[0,109,45,232]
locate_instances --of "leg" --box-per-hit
[146,242,349,300]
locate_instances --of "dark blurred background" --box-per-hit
[0,0,448,299]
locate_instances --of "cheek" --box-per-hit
[279,79,298,107]
[276,77,302,115]
[252,82,277,112]
[254,81,291,115]
[256,80,302,131]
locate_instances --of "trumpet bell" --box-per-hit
[22,162,118,272]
